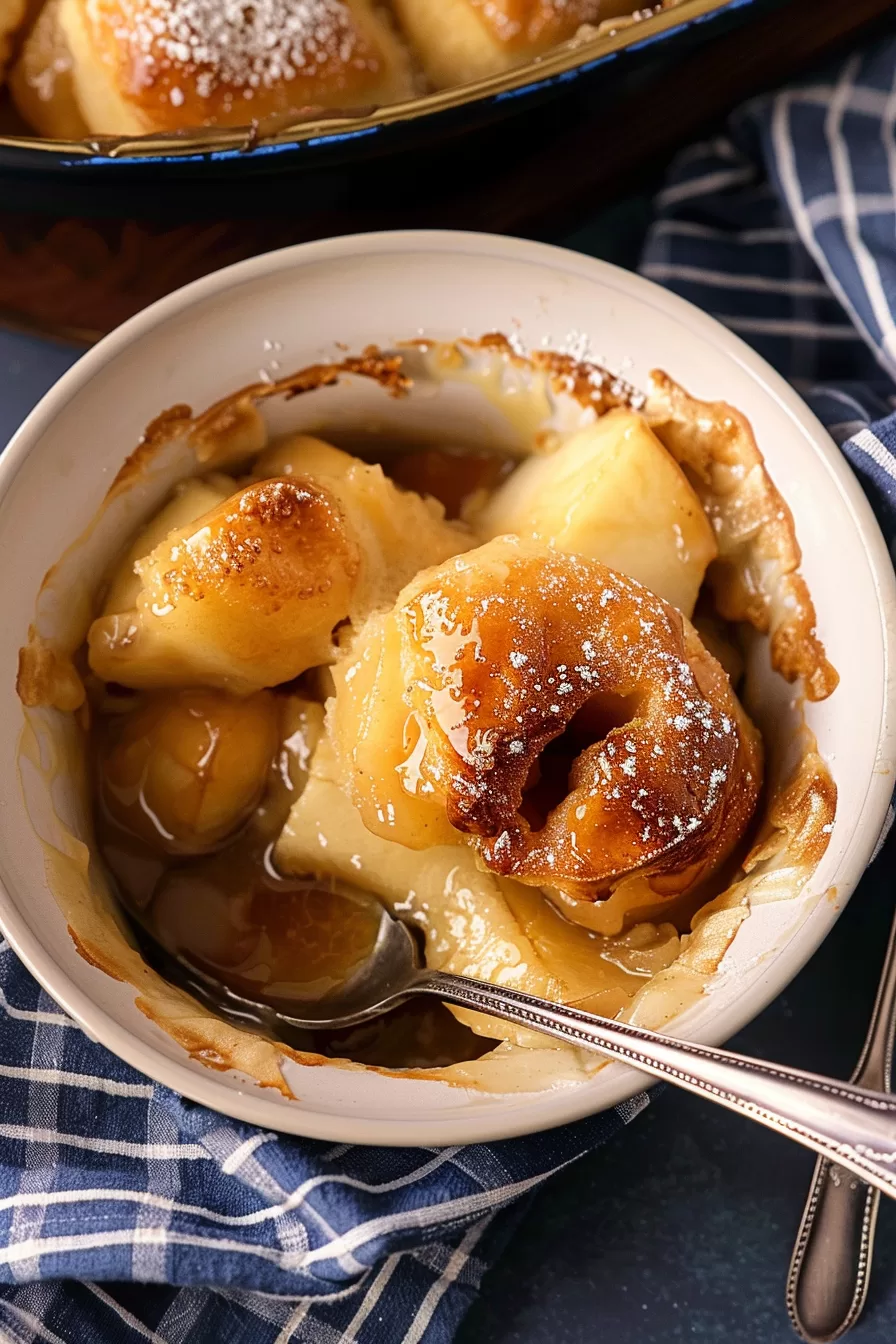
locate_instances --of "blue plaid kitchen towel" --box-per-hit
[6,33,896,1344]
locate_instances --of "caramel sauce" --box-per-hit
[151,859,383,1002]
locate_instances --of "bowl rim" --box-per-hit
[1,228,894,1146]
[0,0,735,164]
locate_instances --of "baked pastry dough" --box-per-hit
[646,372,839,700]
[330,535,762,900]
[475,408,717,616]
[102,476,233,616]
[88,477,362,692]
[8,0,88,136]
[251,435,468,596]
[0,0,27,86]
[88,446,466,693]
[391,0,633,89]
[12,0,413,136]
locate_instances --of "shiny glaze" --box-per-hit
[332,535,763,900]
[97,687,279,855]
[88,477,363,693]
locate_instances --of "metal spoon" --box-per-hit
[128,889,896,1194]
[786,899,896,1341]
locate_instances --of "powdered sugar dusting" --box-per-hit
[101,0,361,96]
[397,536,759,898]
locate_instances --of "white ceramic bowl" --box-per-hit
[1,231,895,1146]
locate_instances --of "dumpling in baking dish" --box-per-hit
[12,0,414,138]
[328,534,761,905]
[88,441,467,694]
[475,408,718,617]
[391,0,634,89]
[0,0,27,86]
[7,0,90,139]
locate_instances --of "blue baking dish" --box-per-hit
[0,0,759,213]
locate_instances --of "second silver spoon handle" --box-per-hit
[786,900,896,1343]
[411,971,896,1201]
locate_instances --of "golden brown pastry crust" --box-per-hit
[88,476,363,692]
[34,0,413,135]
[9,0,89,138]
[332,535,763,900]
[0,0,29,86]
[646,371,839,702]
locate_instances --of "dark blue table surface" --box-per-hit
[3,211,895,1343]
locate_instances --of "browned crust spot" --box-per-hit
[68,925,126,980]
[161,477,360,604]
[132,996,296,1097]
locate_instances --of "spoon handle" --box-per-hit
[785,900,896,1342]
[412,971,896,1200]
[786,1163,878,1343]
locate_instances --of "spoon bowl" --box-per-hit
[128,886,427,1037]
